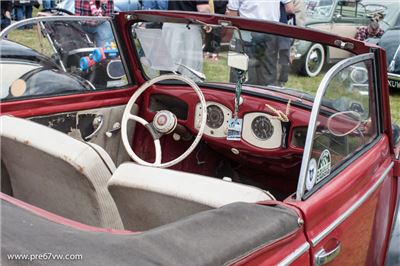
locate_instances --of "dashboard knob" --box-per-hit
[231,148,240,155]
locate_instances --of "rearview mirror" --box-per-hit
[107,60,125,80]
[228,52,249,71]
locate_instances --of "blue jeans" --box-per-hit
[14,5,33,21]
[142,0,168,10]
[84,22,113,47]
[42,0,56,10]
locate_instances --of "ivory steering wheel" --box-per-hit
[121,74,207,168]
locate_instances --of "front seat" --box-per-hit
[108,162,275,231]
[0,115,123,229]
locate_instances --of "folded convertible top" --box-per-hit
[1,199,300,266]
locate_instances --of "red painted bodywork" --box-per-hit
[1,11,398,265]
[286,136,395,265]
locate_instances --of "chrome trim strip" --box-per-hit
[0,16,110,39]
[311,162,394,246]
[296,53,374,201]
[278,242,310,266]
[388,73,400,81]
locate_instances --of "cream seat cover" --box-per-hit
[0,115,123,229]
[108,162,275,231]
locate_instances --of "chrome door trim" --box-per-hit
[296,53,375,201]
[311,162,394,246]
[277,242,310,266]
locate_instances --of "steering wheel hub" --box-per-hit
[153,111,177,134]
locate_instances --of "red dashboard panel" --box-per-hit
[139,84,311,158]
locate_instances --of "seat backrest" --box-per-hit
[108,163,275,231]
[0,115,123,229]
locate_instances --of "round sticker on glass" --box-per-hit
[306,158,317,191]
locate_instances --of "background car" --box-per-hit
[293,0,400,77]
[380,27,400,90]
[0,39,95,100]
[362,0,400,90]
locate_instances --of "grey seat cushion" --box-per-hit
[108,162,275,231]
[0,115,123,229]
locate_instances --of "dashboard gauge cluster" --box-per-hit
[194,102,232,138]
[242,112,282,149]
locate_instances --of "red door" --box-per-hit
[287,54,397,265]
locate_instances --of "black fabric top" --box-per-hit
[168,0,209,12]
[1,200,300,266]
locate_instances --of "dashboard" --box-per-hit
[194,101,283,149]
[146,88,309,157]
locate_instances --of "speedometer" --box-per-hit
[251,116,274,140]
[206,105,224,129]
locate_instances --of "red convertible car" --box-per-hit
[0,11,399,266]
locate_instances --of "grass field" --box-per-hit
[5,9,400,125]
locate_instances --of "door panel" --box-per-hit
[290,53,396,264]
[231,225,311,266]
[30,104,138,166]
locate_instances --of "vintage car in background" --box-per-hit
[0,39,96,99]
[377,24,400,90]
[293,0,400,77]
[1,11,399,265]
[381,27,400,90]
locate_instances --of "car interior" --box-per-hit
[1,15,398,241]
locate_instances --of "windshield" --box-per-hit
[131,20,354,105]
[305,0,335,18]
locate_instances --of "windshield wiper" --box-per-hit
[176,63,206,82]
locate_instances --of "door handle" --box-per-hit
[314,240,341,266]
[85,115,104,141]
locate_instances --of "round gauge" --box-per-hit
[251,116,274,140]
[206,105,224,129]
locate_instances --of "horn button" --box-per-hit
[153,111,177,134]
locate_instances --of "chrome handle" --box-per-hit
[105,122,121,138]
[85,115,104,141]
[314,241,341,266]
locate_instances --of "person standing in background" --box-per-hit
[226,0,281,86]
[168,0,210,12]
[75,0,114,46]
[1,1,13,31]
[143,0,168,10]
[292,0,305,27]
[277,0,294,86]
[355,21,384,41]
[204,0,228,61]
[14,0,36,29]
[42,0,56,10]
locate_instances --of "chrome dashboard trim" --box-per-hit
[311,162,394,246]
